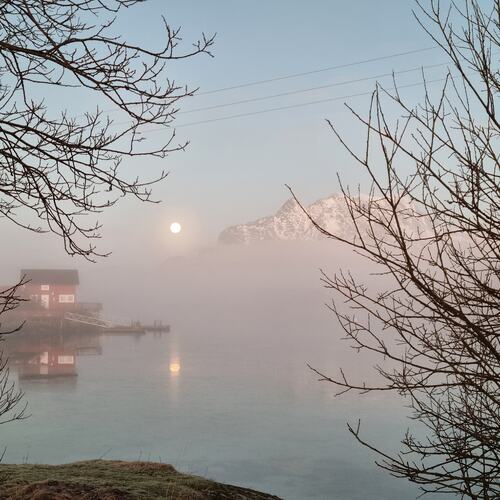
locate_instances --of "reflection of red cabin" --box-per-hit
[21,269,79,312]
[18,350,77,379]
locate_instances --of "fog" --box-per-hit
[2,239,433,499]
[79,241,384,375]
[0,2,455,498]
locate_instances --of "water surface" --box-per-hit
[3,244,435,499]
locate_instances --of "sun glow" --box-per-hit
[170,222,182,234]
[169,362,181,374]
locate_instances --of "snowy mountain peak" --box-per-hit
[219,193,429,245]
[218,194,356,245]
[276,197,301,216]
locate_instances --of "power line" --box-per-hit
[76,45,440,119]
[197,46,439,95]
[167,76,447,129]
[110,61,449,130]
[179,61,450,115]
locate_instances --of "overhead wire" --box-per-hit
[178,61,450,115]
[196,46,439,95]
[170,76,448,129]
[87,45,440,119]
[107,61,450,131]
[85,45,451,132]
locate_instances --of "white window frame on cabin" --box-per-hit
[57,355,74,365]
[41,284,50,291]
[58,294,75,303]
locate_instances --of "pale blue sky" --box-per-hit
[120,1,445,244]
[2,0,457,272]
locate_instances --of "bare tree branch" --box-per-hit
[305,1,500,497]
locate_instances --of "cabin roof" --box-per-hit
[20,269,79,286]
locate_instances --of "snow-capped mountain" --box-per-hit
[219,194,361,244]
[219,193,429,244]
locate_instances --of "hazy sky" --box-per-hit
[2,0,453,273]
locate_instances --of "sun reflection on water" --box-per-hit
[169,361,181,375]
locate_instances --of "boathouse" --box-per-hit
[21,269,79,311]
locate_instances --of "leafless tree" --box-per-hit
[0,0,213,425]
[0,0,214,259]
[300,1,500,498]
[0,284,27,428]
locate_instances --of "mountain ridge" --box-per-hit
[219,194,358,244]
[218,193,428,245]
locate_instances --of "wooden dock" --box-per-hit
[5,310,170,335]
[64,313,170,334]
[104,323,170,335]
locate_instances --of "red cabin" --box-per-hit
[21,269,79,312]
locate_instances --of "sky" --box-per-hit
[1,0,455,275]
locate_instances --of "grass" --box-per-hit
[0,459,282,499]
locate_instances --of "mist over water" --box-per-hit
[3,242,435,499]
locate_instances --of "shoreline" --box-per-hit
[0,459,282,499]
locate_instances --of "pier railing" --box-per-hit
[64,312,113,328]
[64,312,169,332]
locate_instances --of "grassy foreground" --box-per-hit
[0,460,282,499]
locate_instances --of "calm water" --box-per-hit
[3,245,436,499]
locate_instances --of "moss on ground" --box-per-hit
[0,460,282,499]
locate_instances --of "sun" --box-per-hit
[170,222,182,234]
